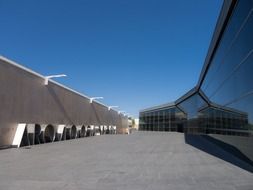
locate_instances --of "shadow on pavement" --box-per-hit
[184,134,253,173]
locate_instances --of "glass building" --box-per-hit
[139,0,253,161]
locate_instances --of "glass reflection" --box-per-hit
[139,0,253,162]
[139,107,187,132]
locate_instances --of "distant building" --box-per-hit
[132,119,139,130]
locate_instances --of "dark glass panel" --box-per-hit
[178,94,207,119]
[204,14,253,98]
[202,0,253,92]
[211,52,253,105]
[228,94,253,126]
[199,104,250,136]
[158,111,164,131]
[165,109,170,131]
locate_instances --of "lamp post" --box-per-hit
[44,74,67,85]
[118,111,126,114]
[108,106,118,110]
[125,113,131,117]
[90,97,104,103]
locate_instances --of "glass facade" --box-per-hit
[139,106,186,132]
[139,0,253,161]
[199,106,249,136]
[200,0,253,137]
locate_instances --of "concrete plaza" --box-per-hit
[0,132,252,190]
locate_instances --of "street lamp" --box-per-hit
[90,97,104,103]
[108,106,118,110]
[125,113,131,117]
[44,74,67,85]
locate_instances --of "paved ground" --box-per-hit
[0,132,253,190]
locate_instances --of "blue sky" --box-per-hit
[0,0,222,117]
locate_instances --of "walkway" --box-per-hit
[0,132,252,190]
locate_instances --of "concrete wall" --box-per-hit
[0,56,128,146]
